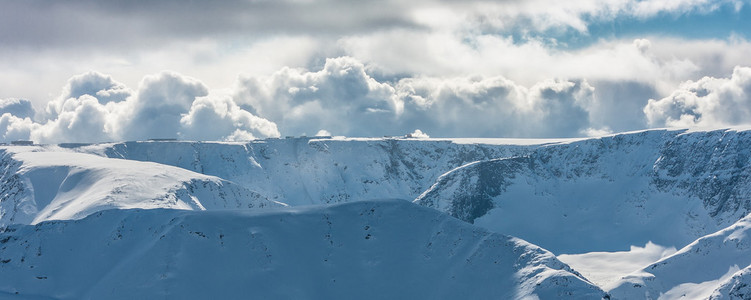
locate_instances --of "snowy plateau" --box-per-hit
[1,128,751,299]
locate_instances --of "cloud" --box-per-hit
[179,95,280,141]
[0,1,746,142]
[0,0,418,51]
[234,57,401,136]
[408,129,429,139]
[341,33,724,88]
[0,98,35,119]
[315,129,332,137]
[2,0,748,114]
[459,0,745,33]
[2,0,742,53]
[644,66,751,128]
[117,72,209,141]
[2,60,750,143]
[0,71,280,144]
[32,95,113,144]
[235,57,598,138]
[587,80,658,132]
[43,71,132,120]
[395,76,595,137]
[58,71,131,104]
[0,114,37,142]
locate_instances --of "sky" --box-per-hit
[1,0,750,143]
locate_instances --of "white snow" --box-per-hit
[609,215,751,299]
[72,138,538,206]
[659,266,740,300]
[0,200,605,299]
[708,264,751,299]
[0,146,282,225]
[416,129,724,254]
[434,137,586,145]
[2,127,751,299]
[558,242,677,288]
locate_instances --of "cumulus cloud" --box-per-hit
[0,98,35,119]
[3,58,750,144]
[0,0,746,143]
[1,0,748,117]
[235,57,598,138]
[234,57,401,137]
[645,66,751,128]
[32,95,113,144]
[43,71,131,120]
[117,72,209,141]
[0,71,280,144]
[0,114,37,142]
[408,129,429,139]
[179,95,280,141]
[395,76,595,137]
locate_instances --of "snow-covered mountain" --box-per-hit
[609,213,751,299]
[415,129,751,254]
[73,138,552,206]
[0,200,605,299]
[3,128,751,299]
[0,146,282,226]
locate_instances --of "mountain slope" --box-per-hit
[75,138,554,206]
[0,146,282,226]
[415,129,751,254]
[609,214,751,299]
[0,200,606,299]
[709,265,751,300]
[4,129,751,298]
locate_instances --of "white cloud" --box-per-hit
[234,57,401,136]
[408,129,429,139]
[43,71,131,120]
[0,71,280,144]
[179,95,280,141]
[3,60,751,143]
[341,33,724,89]
[644,66,751,128]
[235,57,598,138]
[581,127,614,137]
[0,0,746,142]
[0,114,37,142]
[0,98,35,119]
[395,76,596,137]
[117,71,209,141]
[32,95,113,144]
[315,129,332,136]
